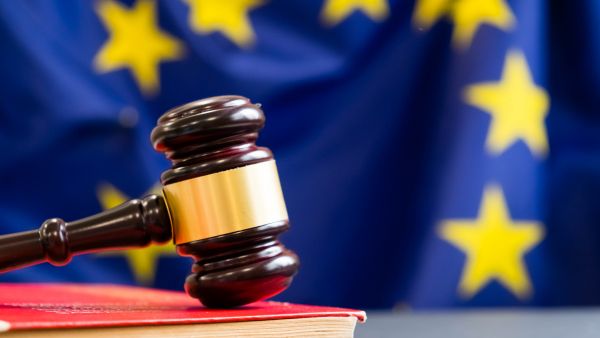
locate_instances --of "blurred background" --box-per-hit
[0,0,597,310]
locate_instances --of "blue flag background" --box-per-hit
[0,0,597,309]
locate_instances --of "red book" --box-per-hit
[0,284,365,337]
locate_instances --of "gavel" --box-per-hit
[0,95,299,308]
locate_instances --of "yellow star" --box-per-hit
[412,0,515,49]
[97,183,176,285]
[439,185,544,299]
[94,0,184,95]
[464,50,550,157]
[321,0,389,25]
[184,0,265,48]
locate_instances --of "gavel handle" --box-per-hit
[0,194,172,273]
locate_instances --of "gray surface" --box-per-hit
[355,309,600,338]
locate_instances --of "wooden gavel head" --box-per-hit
[151,95,299,307]
[0,95,299,308]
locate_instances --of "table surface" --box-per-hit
[355,309,600,338]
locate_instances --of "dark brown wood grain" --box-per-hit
[151,95,273,184]
[152,96,299,308]
[0,195,171,273]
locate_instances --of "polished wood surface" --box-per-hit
[0,195,170,273]
[178,221,298,308]
[0,95,298,308]
[152,95,299,308]
[151,95,273,184]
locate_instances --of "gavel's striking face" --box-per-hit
[151,96,299,308]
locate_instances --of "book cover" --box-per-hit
[0,284,365,332]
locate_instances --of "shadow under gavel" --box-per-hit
[0,96,299,308]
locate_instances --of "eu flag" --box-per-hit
[0,0,596,309]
